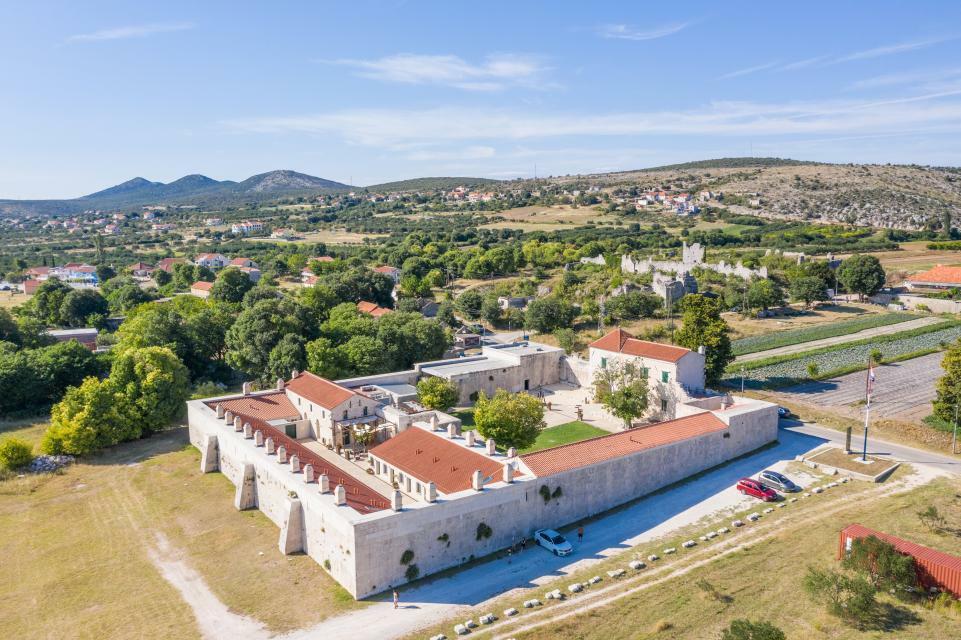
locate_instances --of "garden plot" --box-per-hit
[725,324,961,389]
[775,352,944,424]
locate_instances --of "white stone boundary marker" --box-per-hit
[224,410,234,424]
[233,416,243,432]
[426,481,437,502]
[454,624,468,636]
[265,437,275,455]
[682,540,696,548]
[479,613,495,625]
[242,381,252,395]
[334,484,346,506]
[276,377,285,390]
[215,404,225,419]
[303,463,315,483]
[471,469,484,491]
[254,430,264,447]
[447,423,456,438]
[277,445,288,464]
[465,430,475,447]
[607,569,626,578]
[290,454,300,473]
[319,474,330,494]
[486,438,496,455]
[503,464,514,484]
[243,423,252,439]
[504,607,518,616]
[391,489,403,512]
[628,560,645,570]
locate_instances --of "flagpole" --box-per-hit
[862,358,872,462]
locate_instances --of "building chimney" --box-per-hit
[426,481,437,502]
[277,445,288,464]
[303,464,315,483]
[447,423,456,439]
[486,438,496,455]
[334,484,346,506]
[224,410,234,424]
[289,454,300,473]
[233,416,243,432]
[276,377,285,391]
[242,381,252,396]
[243,423,252,439]
[319,474,330,493]
[215,404,225,419]
[391,489,403,511]
[291,369,299,380]
[503,463,514,484]
[471,469,484,491]
[254,430,264,447]
[698,345,706,355]
[431,414,440,430]
[507,447,516,458]
[265,437,275,454]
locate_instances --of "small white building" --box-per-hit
[194,253,229,269]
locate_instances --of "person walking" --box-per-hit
[393,588,399,609]
[577,525,584,543]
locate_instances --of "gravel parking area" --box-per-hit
[775,352,943,423]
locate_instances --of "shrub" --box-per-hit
[806,362,819,378]
[720,619,785,640]
[0,437,34,470]
[539,484,552,504]
[323,559,331,570]
[404,564,420,582]
[804,566,877,628]
[842,535,917,591]
[400,549,414,565]
[919,505,946,532]
[870,349,883,364]
[476,522,493,541]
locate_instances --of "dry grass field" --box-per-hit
[249,228,388,245]
[723,302,882,340]
[478,205,620,231]
[0,291,28,310]
[0,424,364,639]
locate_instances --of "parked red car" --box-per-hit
[736,477,778,502]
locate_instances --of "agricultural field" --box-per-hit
[478,205,621,231]
[725,321,961,389]
[248,228,388,245]
[723,302,884,341]
[841,240,961,276]
[732,312,918,356]
[0,291,27,310]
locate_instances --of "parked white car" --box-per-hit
[533,528,573,556]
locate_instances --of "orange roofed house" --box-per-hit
[906,265,961,290]
[186,329,777,599]
[589,328,707,419]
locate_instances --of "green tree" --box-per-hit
[720,619,785,640]
[95,264,116,283]
[481,295,502,326]
[554,327,580,354]
[42,377,139,455]
[841,535,917,591]
[593,361,649,427]
[59,289,109,327]
[473,389,545,450]
[837,254,886,301]
[109,347,190,434]
[746,278,785,312]
[340,335,389,376]
[789,275,828,307]
[417,376,459,411]
[0,308,21,346]
[933,338,961,422]
[456,290,484,320]
[803,566,877,628]
[674,295,733,387]
[0,437,34,470]
[305,337,348,379]
[524,297,577,334]
[28,278,72,324]
[211,267,254,303]
[266,334,307,382]
[225,298,313,380]
[153,268,172,287]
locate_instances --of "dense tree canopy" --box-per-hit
[416,376,459,411]
[837,254,886,300]
[210,267,254,303]
[674,294,732,387]
[524,296,577,334]
[473,389,545,450]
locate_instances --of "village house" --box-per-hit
[356,301,391,317]
[905,265,961,290]
[194,253,230,269]
[156,257,187,273]
[190,281,214,299]
[127,262,155,278]
[373,265,401,283]
[229,257,258,269]
[231,220,264,234]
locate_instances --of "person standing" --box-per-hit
[577,525,584,543]
[393,588,399,610]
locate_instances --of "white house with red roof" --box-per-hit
[190,280,214,299]
[373,265,401,283]
[194,253,229,269]
[589,328,706,418]
[906,265,961,290]
[230,257,258,269]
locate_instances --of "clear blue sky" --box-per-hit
[3,0,961,198]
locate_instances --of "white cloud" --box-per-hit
[324,53,551,91]
[833,37,949,63]
[223,91,961,146]
[67,22,195,43]
[596,22,688,41]
[848,67,961,91]
[717,61,780,80]
[406,146,496,161]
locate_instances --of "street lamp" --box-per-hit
[740,367,746,393]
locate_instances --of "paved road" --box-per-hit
[777,352,943,423]
[735,316,941,363]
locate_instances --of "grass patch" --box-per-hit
[521,421,609,454]
[0,417,49,448]
[452,409,475,428]
[732,312,917,356]
[0,427,364,637]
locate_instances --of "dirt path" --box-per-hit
[734,316,940,363]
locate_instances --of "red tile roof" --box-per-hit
[370,427,506,494]
[230,257,255,267]
[521,412,727,477]
[590,328,691,363]
[191,280,214,291]
[205,391,389,514]
[907,265,961,286]
[357,301,391,317]
[215,393,300,422]
[374,265,399,273]
[285,371,358,410]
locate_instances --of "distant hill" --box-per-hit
[639,157,820,172]
[365,177,502,192]
[0,170,352,216]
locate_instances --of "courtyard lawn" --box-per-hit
[0,426,364,638]
[521,421,609,454]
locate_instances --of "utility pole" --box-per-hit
[861,358,874,462]
[954,401,959,455]
[740,367,746,393]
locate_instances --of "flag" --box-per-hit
[866,364,875,398]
